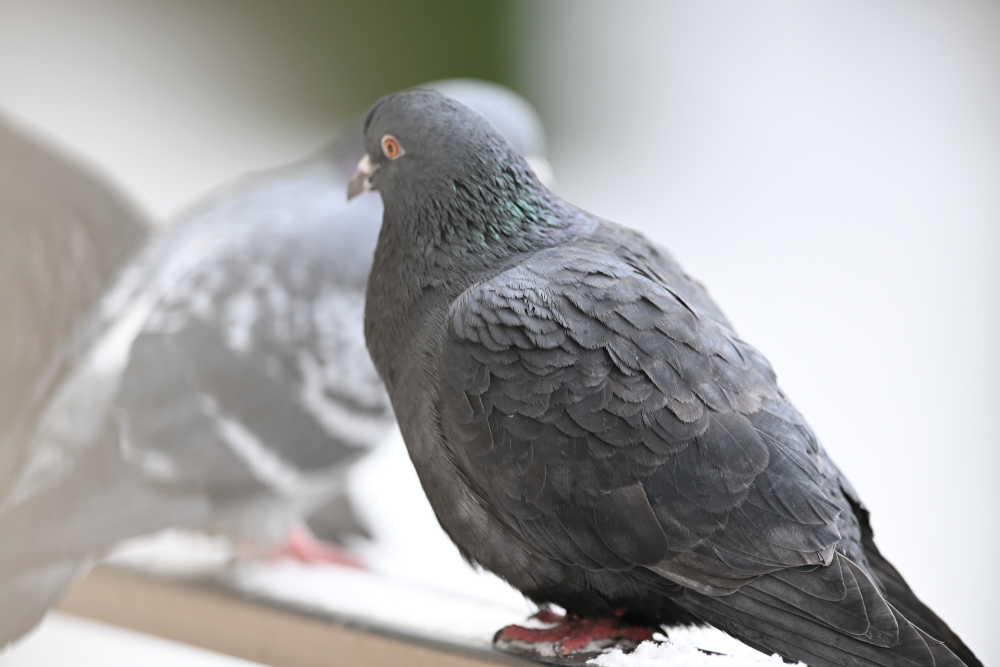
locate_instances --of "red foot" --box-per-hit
[280,524,365,568]
[235,524,366,568]
[495,609,656,656]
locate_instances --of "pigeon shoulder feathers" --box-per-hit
[438,223,853,580]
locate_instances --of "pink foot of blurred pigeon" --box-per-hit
[233,524,365,569]
[277,524,366,568]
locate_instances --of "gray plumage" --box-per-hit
[0,135,388,650]
[0,114,150,644]
[357,90,980,667]
[0,82,550,647]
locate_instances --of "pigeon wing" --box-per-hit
[439,244,834,577]
[115,176,392,507]
[436,238,945,666]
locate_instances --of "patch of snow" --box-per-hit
[658,626,777,661]
[587,636,802,667]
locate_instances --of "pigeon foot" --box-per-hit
[235,524,365,568]
[279,524,366,568]
[494,609,656,657]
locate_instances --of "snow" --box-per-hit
[588,636,802,667]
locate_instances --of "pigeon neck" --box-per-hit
[365,179,591,395]
[382,172,583,275]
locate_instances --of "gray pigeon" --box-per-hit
[0,81,550,647]
[0,114,150,644]
[351,90,981,667]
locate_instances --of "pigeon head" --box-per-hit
[348,89,573,256]
[348,89,538,203]
[424,79,550,181]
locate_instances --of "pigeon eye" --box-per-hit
[381,135,403,160]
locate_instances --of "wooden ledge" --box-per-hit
[59,565,536,667]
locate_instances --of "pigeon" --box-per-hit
[0,81,551,647]
[109,78,552,556]
[0,113,151,644]
[351,90,981,667]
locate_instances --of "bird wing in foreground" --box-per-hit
[0,115,148,504]
[0,114,150,647]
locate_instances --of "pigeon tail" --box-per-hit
[680,555,969,667]
[846,497,983,667]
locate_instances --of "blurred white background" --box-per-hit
[0,0,996,664]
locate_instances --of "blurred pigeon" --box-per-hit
[0,81,551,646]
[0,113,150,644]
[352,90,981,667]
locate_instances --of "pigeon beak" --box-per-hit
[347,154,378,201]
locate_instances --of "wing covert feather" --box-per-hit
[437,245,845,587]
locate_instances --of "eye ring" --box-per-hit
[381,134,404,160]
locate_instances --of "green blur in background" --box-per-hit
[0,0,523,219]
[198,0,514,123]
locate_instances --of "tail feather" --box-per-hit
[679,553,960,667]
[751,556,899,646]
[863,539,981,667]
[685,589,935,667]
[844,495,981,667]
[913,627,966,667]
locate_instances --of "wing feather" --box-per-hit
[435,236,959,666]
[439,248,838,583]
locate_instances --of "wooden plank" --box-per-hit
[59,566,534,667]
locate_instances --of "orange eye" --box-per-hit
[381,134,403,160]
